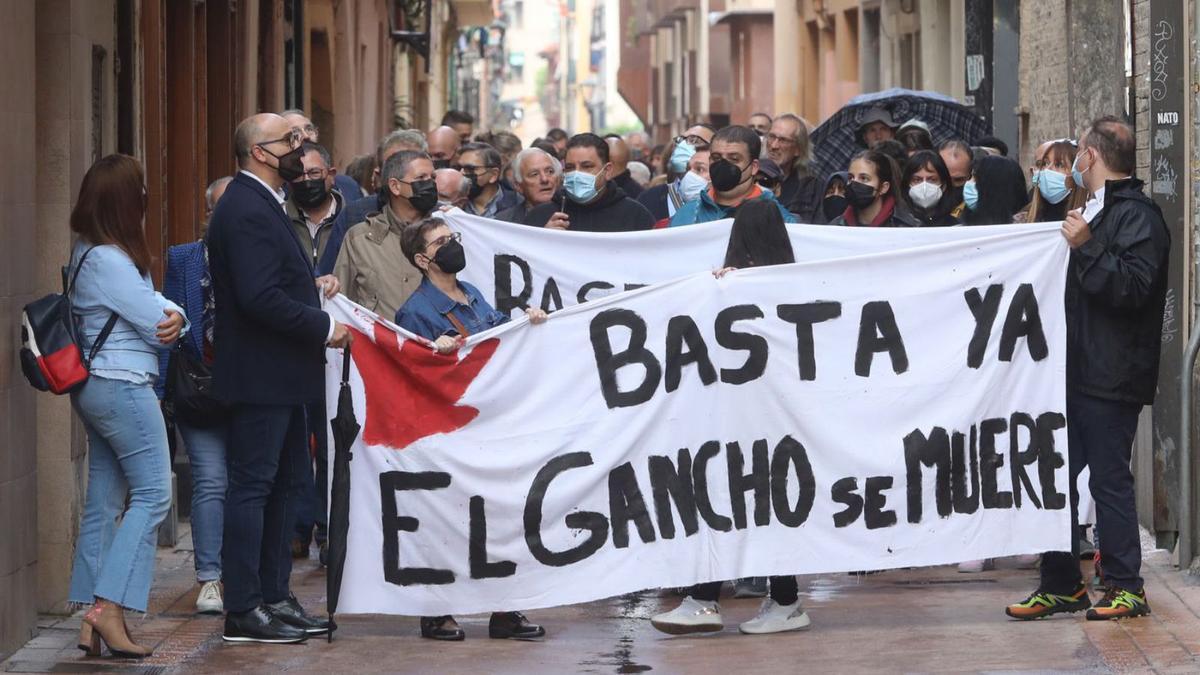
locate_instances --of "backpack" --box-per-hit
[19,247,118,394]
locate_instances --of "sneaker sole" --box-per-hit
[1086,606,1151,621]
[221,635,308,644]
[1005,602,1090,621]
[196,606,224,615]
[739,617,812,635]
[650,619,723,635]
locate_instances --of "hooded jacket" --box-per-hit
[668,184,796,226]
[827,193,921,228]
[523,183,655,232]
[1067,177,1170,404]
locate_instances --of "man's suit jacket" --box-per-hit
[206,172,330,405]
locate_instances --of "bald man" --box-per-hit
[435,167,470,209]
[427,126,461,170]
[280,108,361,198]
[206,112,348,645]
[606,135,643,198]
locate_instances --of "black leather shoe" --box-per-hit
[488,611,545,640]
[266,594,331,635]
[223,606,308,643]
[420,615,465,641]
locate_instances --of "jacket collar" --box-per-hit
[365,204,410,243]
[701,183,766,211]
[416,275,462,315]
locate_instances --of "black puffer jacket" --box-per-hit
[523,184,655,232]
[1066,177,1171,405]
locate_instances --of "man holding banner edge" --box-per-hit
[1005,117,1170,622]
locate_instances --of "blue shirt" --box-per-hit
[395,277,509,339]
[70,240,189,384]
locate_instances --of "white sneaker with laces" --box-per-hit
[650,596,723,635]
[738,599,811,634]
[196,580,224,614]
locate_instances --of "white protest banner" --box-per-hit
[442,209,1056,317]
[326,223,1071,616]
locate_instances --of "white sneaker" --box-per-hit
[196,580,224,614]
[650,596,723,635]
[957,559,993,573]
[738,599,811,635]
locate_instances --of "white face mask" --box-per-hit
[678,171,708,202]
[908,181,944,209]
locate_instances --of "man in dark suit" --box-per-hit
[206,113,353,644]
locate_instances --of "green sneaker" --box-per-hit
[1005,583,1091,620]
[1086,587,1150,620]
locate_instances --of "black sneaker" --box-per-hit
[223,606,308,643]
[1005,583,1091,620]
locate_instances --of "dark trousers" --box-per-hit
[294,399,328,545]
[1041,390,1143,593]
[223,404,309,613]
[691,576,799,605]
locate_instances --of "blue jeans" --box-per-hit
[178,421,228,583]
[69,376,172,612]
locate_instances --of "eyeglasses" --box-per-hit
[673,135,710,149]
[300,168,329,180]
[258,129,303,150]
[293,123,318,138]
[765,133,796,145]
[454,164,497,174]
[423,231,462,251]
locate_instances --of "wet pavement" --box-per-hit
[6,524,1200,673]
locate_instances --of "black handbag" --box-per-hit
[165,342,227,427]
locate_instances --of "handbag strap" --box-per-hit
[445,311,471,338]
[69,246,122,367]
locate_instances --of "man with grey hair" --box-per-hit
[497,147,560,223]
[280,108,361,198]
[203,176,233,228]
[333,150,435,319]
[435,167,470,209]
[766,113,821,221]
[316,128,427,275]
[625,130,650,163]
[456,142,522,217]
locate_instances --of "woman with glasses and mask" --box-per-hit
[394,218,549,642]
[1024,140,1088,223]
[827,150,920,228]
[900,150,961,227]
[637,125,716,221]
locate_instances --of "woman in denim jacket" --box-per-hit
[68,155,188,658]
[394,217,548,642]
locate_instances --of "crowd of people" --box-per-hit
[57,102,1169,657]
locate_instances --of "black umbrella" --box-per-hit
[326,346,359,641]
[809,88,991,180]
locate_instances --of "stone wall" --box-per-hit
[0,0,42,659]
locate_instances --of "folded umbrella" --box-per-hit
[326,346,359,641]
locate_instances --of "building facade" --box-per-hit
[0,0,498,658]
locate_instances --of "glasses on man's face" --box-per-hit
[765,133,795,146]
[294,124,318,139]
[454,164,496,175]
[300,168,328,180]
[423,231,462,251]
[260,129,303,150]
[673,134,710,149]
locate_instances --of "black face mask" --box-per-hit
[261,144,305,182]
[291,178,330,209]
[431,239,466,274]
[709,159,750,193]
[845,181,878,210]
[822,195,848,221]
[404,179,439,214]
[432,158,452,170]
[466,174,488,200]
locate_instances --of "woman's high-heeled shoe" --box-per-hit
[83,600,153,658]
[77,621,101,656]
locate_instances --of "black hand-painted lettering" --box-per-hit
[540,276,564,313]
[608,462,658,548]
[469,495,516,579]
[903,427,952,523]
[648,450,699,539]
[1008,413,1042,509]
[777,302,842,380]
[665,315,718,393]
[831,477,863,528]
[692,440,733,532]
[380,471,455,586]
[589,309,662,409]
[964,284,1004,368]
[950,429,980,514]
[494,254,532,315]
[714,304,769,385]
[1036,412,1067,510]
[855,301,909,376]
[578,280,616,303]
[999,283,1049,362]
[726,439,772,529]
[771,435,816,527]
[864,476,897,529]
[524,452,609,566]
[980,417,1013,509]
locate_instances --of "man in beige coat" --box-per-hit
[333,150,436,319]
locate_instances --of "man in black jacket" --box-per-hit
[765,113,822,221]
[523,133,654,232]
[207,113,353,643]
[1006,116,1170,622]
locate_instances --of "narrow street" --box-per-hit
[6,525,1200,673]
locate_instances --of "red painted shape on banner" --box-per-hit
[349,322,500,449]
